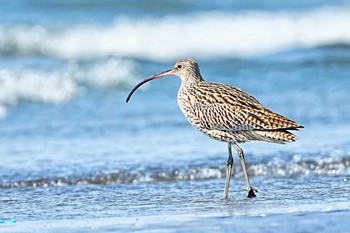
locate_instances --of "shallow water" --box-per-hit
[1,0,350,232]
[1,176,349,232]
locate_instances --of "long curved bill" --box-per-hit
[126,69,173,103]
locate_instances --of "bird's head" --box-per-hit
[126,58,202,103]
[171,58,202,81]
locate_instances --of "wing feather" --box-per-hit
[188,82,301,132]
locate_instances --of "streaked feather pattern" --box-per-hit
[177,61,302,144]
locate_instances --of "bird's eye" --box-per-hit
[177,64,182,69]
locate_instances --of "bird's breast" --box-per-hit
[177,89,201,123]
[177,90,194,117]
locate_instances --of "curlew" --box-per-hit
[126,58,303,199]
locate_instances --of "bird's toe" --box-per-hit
[247,188,257,198]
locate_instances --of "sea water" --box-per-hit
[0,1,349,232]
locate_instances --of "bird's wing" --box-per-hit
[189,83,301,132]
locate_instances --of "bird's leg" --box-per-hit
[224,143,233,199]
[233,143,256,198]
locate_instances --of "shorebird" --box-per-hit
[126,58,303,199]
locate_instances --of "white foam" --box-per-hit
[67,57,138,88]
[0,57,137,117]
[0,69,77,117]
[1,7,350,60]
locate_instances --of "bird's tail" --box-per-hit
[253,129,300,144]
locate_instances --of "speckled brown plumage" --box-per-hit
[178,76,301,144]
[126,58,303,199]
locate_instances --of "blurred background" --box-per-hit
[0,0,349,229]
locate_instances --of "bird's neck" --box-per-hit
[179,74,203,92]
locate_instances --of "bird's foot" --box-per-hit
[247,188,257,198]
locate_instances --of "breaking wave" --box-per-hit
[1,155,349,188]
[0,57,138,117]
[1,7,350,60]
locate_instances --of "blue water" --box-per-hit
[1,1,350,232]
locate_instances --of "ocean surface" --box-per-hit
[1,0,350,232]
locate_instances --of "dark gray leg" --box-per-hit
[224,143,233,199]
[232,143,256,198]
